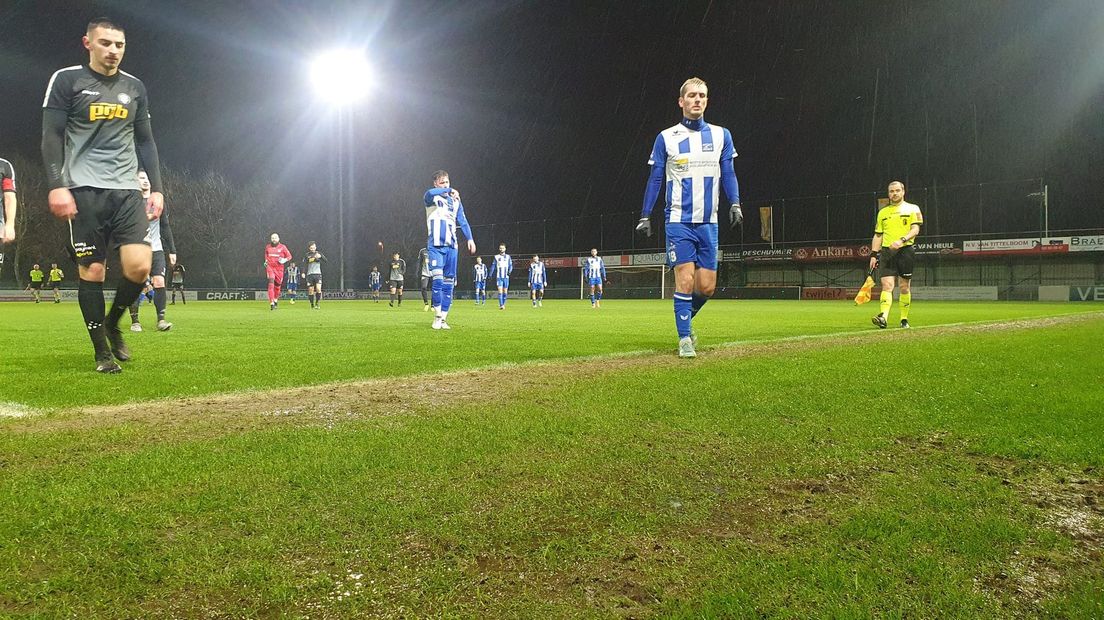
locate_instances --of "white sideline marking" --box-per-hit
[0,402,37,418]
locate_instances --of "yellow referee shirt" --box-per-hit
[874,201,923,246]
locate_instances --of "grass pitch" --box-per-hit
[1,299,1102,617]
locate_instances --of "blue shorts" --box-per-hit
[287,282,298,291]
[474,282,485,291]
[588,277,603,287]
[531,283,544,291]
[666,222,718,270]
[427,246,458,280]
[370,283,380,291]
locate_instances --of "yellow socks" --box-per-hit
[879,290,893,317]
[900,292,911,320]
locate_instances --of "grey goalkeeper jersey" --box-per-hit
[42,65,151,190]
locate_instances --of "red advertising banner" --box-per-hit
[792,245,872,262]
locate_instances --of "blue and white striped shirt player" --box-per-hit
[584,256,606,284]
[474,263,487,284]
[423,188,474,249]
[528,261,547,288]
[493,252,512,281]
[643,118,740,225]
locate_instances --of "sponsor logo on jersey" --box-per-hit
[89,103,129,121]
[702,143,714,152]
[672,156,690,173]
[81,90,101,96]
[117,93,131,104]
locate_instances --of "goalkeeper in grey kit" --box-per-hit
[303,242,326,309]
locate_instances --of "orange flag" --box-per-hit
[854,276,875,305]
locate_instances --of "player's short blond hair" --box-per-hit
[888,180,905,190]
[680,77,708,97]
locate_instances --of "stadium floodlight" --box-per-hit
[310,49,373,106]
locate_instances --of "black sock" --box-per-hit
[389,292,395,304]
[129,302,140,323]
[106,278,146,330]
[79,279,110,358]
[398,292,403,305]
[421,289,429,304]
[154,287,167,320]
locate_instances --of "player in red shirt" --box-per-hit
[264,233,292,310]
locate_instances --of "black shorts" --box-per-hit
[306,274,321,287]
[68,187,149,266]
[49,281,61,289]
[151,251,167,279]
[420,276,431,290]
[389,279,403,289]
[171,282,184,290]
[30,282,43,290]
[879,245,916,279]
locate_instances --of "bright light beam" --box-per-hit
[310,49,373,106]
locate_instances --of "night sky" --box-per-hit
[2,0,1102,239]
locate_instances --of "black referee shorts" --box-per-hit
[68,187,149,266]
[878,245,916,279]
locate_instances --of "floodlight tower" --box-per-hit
[310,50,373,291]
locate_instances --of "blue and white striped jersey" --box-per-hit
[528,261,547,286]
[474,263,487,283]
[584,256,606,280]
[423,188,474,249]
[369,271,381,286]
[642,117,740,225]
[493,253,513,279]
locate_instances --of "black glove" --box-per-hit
[635,217,652,237]
[729,203,743,230]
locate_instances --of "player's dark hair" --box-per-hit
[432,170,449,182]
[87,17,125,34]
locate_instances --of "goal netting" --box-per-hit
[579,264,672,299]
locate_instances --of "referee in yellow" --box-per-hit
[868,181,923,329]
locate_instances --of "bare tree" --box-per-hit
[1,153,65,288]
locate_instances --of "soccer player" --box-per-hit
[285,261,299,305]
[303,242,326,309]
[869,181,922,329]
[369,266,382,302]
[169,262,185,304]
[127,169,174,331]
[388,252,406,306]
[43,17,166,372]
[584,248,607,308]
[528,255,547,307]
[423,170,476,329]
[1,157,18,244]
[47,263,64,303]
[492,243,512,310]
[473,256,487,305]
[417,247,432,311]
[28,264,44,303]
[263,233,292,310]
[637,77,742,358]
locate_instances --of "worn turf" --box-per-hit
[0,301,1101,617]
[0,299,1094,410]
